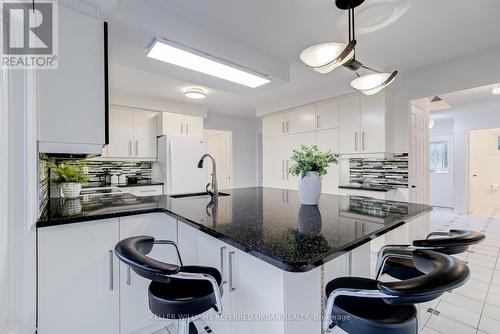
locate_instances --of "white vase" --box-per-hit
[59,183,82,199]
[298,171,322,205]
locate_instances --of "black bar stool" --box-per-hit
[324,249,470,334]
[375,229,485,280]
[115,236,223,334]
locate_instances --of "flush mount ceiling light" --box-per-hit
[300,0,398,95]
[147,38,271,88]
[492,86,500,95]
[184,88,206,99]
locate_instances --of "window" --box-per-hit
[429,141,448,173]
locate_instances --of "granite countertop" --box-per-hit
[339,184,398,192]
[37,187,432,272]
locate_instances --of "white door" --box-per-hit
[206,131,233,190]
[409,105,429,204]
[429,136,454,208]
[286,106,316,134]
[339,96,360,154]
[183,115,204,137]
[119,214,178,334]
[263,136,286,189]
[229,249,285,334]
[262,113,287,138]
[38,219,120,334]
[360,93,385,153]
[316,100,339,129]
[286,131,316,190]
[133,111,157,159]
[197,234,231,334]
[316,129,339,194]
[108,108,134,157]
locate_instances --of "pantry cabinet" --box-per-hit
[315,100,339,129]
[106,106,157,160]
[157,112,204,137]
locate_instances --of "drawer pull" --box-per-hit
[229,251,236,292]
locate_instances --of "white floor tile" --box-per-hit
[478,316,500,334]
[482,303,500,321]
[426,314,476,334]
[440,292,484,313]
[435,301,481,328]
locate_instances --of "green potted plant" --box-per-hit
[48,160,90,199]
[288,145,339,205]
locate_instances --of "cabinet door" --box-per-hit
[316,101,339,129]
[286,106,316,134]
[316,129,339,194]
[38,219,120,334]
[183,115,204,137]
[339,96,360,154]
[38,6,104,147]
[263,136,287,189]
[133,111,157,159]
[229,248,285,334]
[197,233,231,334]
[108,108,134,158]
[119,214,178,334]
[158,112,184,136]
[286,131,316,190]
[360,93,386,153]
[262,113,287,138]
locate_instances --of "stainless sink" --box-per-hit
[169,192,230,199]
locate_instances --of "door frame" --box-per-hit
[408,100,430,204]
[429,134,455,208]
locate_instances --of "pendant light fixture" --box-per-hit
[300,0,398,95]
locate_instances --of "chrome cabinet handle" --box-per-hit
[281,122,285,133]
[286,160,289,180]
[281,160,285,180]
[127,266,131,286]
[354,132,358,151]
[362,132,366,151]
[181,123,184,134]
[316,115,320,128]
[220,247,227,284]
[186,123,189,135]
[286,121,290,133]
[109,250,114,291]
[135,140,139,156]
[128,140,132,156]
[229,251,236,292]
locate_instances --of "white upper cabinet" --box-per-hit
[263,136,287,189]
[339,95,361,154]
[157,112,204,137]
[360,93,387,153]
[286,106,316,134]
[316,128,339,194]
[38,6,105,154]
[316,100,339,129]
[285,132,316,190]
[262,113,287,138]
[106,107,157,160]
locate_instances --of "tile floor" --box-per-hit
[418,207,500,334]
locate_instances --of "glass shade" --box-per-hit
[299,41,355,74]
[350,71,397,95]
[184,88,206,99]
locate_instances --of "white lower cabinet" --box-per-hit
[37,214,177,334]
[38,219,120,334]
[119,213,178,334]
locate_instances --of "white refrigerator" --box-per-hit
[154,135,208,194]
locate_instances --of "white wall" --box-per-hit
[469,128,500,209]
[204,113,261,188]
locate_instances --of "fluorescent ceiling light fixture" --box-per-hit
[184,87,206,99]
[350,71,397,95]
[492,86,500,95]
[147,38,271,88]
[300,41,356,74]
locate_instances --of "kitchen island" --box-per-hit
[37,187,432,334]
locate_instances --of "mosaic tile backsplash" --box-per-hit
[349,154,408,188]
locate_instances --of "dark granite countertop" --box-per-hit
[82,181,164,188]
[37,187,432,272]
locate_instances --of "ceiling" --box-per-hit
[430,83,500,119]
[85,0,500,117]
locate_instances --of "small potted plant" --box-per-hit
[288,145,339,205]
[49,160,90,199]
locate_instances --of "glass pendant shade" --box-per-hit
[300,41,356,74]
[350,71,397,95]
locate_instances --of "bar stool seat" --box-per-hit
[149,265,223,319]
[326,277,417,334]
